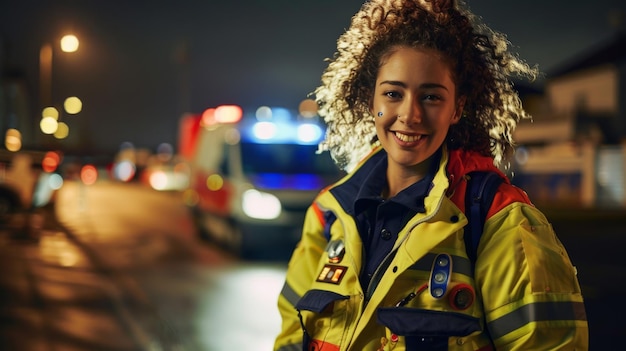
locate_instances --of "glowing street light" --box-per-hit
[60,34,79,53]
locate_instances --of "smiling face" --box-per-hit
[372,46,463,176]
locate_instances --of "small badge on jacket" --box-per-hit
[326,239,345,263]
[316,264,348,284]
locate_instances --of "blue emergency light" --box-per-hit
[239,106,325,145]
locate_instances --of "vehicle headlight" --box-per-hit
[242,189,281,220]
[149,170,169,191]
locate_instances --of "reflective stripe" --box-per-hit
[281,282,301,308]
[488,301,587,339]
[312,202,325,227]
[408,253,473,277]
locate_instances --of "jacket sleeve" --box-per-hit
[476,202,589,350]
[274,202,329,351]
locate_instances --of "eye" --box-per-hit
[423,94,442,102]
[384,91,402,100]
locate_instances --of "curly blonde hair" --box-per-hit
[314,0,538,170]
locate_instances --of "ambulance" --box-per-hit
[178,104,343,259]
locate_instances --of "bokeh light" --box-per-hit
[42,107,59,120]
[206,174,224,191]
[224,128,241,145]
[54,122,69,139]
[297,124,322,143]
[299,99,318,118]
[255,106,272,120]
[201,108,216,127]
[60,34,79,53]
[215,105,242,123]
[156,142,174,162]
[149,171,168,191]
[113,160,136,182]
[47,173,64,190]
[252,121,277,140]
[80,164,98,185]
[42,151,61,172]
[64,96,82,114]
[40,117,58,134]
[4,128,22,152]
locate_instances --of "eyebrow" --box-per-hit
[379,80,449,92]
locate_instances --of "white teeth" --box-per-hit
[395,132,422,142]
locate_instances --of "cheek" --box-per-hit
[374,112,396,128]
[372,104,387,118]
[372,102,398,122]
[371,94,390,117]
[374,113,391,136]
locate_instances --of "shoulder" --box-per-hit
[488,182,533,218]
[444,148,533,218]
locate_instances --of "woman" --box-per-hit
[274,0,588,350]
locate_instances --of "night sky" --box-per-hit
[1,0,624,154]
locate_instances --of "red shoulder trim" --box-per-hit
[488,182,533,218]
[449,178,533,219]
[311,202,326,227]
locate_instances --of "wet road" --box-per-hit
[0,180,287,351]
[0,180,624,350]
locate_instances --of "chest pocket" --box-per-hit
[377,307,481,349]
[376,252,483,350]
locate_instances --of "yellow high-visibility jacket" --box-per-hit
[274,145,588,351]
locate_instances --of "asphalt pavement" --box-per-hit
[0,206,150,351]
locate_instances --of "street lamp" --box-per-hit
[4,34,80,151]
[39,34,79,108]
[37,34,81,145]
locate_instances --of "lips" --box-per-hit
[394,131,423,142]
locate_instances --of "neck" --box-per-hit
[385,158,432,198]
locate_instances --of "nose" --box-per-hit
[397,99,422,125]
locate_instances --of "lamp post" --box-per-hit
[39,34,79,109]
[37,34,80,148]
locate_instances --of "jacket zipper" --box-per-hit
[363,200,442,304]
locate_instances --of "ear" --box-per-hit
[451,96,466,124]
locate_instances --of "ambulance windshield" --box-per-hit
[240,142,340,176]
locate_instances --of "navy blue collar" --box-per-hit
[330,148,441,216]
